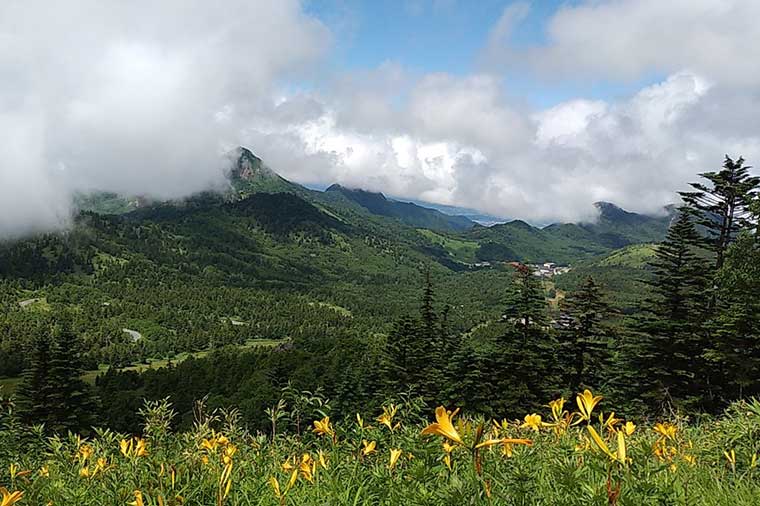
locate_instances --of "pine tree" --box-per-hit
[624,211,712,413]
[46,320,96,433]
[494,263,558,414]
[501,264,547,336]
[380,270,447,407]
[680,155,760,269]
[709,229,760,401]
[18,318,95,433]
[16,333,54,426]
[558,276,612,392]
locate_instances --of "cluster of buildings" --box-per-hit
[529,262,571,278]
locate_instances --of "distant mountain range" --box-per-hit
[72,146,675,265]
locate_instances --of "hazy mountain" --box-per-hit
[324,184,475,232]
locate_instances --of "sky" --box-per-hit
[1,0,759,237]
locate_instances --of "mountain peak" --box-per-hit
[326,183,388,201]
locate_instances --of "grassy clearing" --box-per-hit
[417,229,480,263]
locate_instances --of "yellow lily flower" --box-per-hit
[1,488,23,506]
[616,430,627,463]
[500,438,533,457]
[389,449,402,470]
[601,412,622,432]
[587,426,613,458]
[421,406,464,445]
[653,422,678,440]
[299,454,315,482]
[361,440,377,456]
[623,421,636,436]
[312,416,335,438]
[548,398,566,421]
[377,404,399,431]
[576,390,603,422]
[269,476,282,500]
[520,413,544,432]
[128,490,144,506]
[317,450,328,469]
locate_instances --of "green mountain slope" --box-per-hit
[324,184,475,232]
[553,243,657,313]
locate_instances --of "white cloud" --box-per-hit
[3,0,760,236]
[486,0,760,87]
[0,0,328,238]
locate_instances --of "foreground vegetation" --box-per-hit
[3,390,760,505]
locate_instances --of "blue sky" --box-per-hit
[305,0,662,107]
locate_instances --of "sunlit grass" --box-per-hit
[3,392,760,505]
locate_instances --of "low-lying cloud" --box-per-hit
[2,1,759,238]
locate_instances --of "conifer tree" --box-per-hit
[16,333,53,426]
[46,320,96,433]
[380,269,446,407]
[624,211,712,413]
[558,276,612,392]
[680,155,760,269]
[494,264,558,413]
[709,228,760,400]
[17,318,95,433]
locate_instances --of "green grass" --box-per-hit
[3,395,760,505]
[596,243,657,268]
[417,229,480,263]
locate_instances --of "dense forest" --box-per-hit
[1,154,759,504]
[0,154,757,436]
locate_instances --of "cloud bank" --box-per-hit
[2,0,759,237]
[0,0,328,237]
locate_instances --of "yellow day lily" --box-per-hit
[520,413,544,432]
[623,421,636,436]
[377,404,399,431]
[299,454,315,482]
[361,440,377,457]
[725,449,737,471]
[587,425,616,461]
[501,438,534,457]
[576,390,603,422]
[0,488,23,506]
[600,412,622,432]
[313,416,335,438]
[317,450,328,470]
[653,422,678,440]
[421,407,464,445]
[121,437,149,458]
[389,449,402,470]
[548,398,566,421]
[128,490,145,506]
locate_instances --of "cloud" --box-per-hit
[0,0,328,238]
[485,0,760,87]
[3,0,760,237]
[256,70,759,224]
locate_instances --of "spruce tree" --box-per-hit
[16,333,54,426]
[380,269,447,407]
[558,276,612,393]
[17,318,95,433]
[709,230,760,401]
[46,320,96,433]
[494,264,558,414]
[624,211,712,413]
[680,155,760,269]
